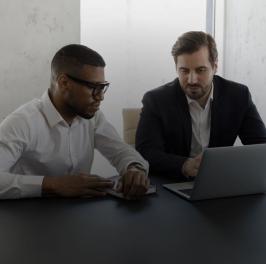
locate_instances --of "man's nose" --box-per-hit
[188,72,198,84]
[93,91,104,101]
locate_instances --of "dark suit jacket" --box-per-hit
[136,75,266,179]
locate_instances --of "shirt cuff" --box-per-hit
[126,162,148,176]
[19,175,44,198]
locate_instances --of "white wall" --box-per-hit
[81,0,207,176]
[0,0,80,121]
[223,0,266,123]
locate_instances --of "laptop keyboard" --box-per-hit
[180,188,193,196]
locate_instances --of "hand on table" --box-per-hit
[115,168,150,199]
[42,173,114,198]
[182,154,203,178]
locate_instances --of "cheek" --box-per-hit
[66,92,92,111]
[204,73,214,84]
[79,97,95,109]
[179,76,187,85]
[73,89,94,103]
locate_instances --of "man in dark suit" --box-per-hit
[136,31,266,180]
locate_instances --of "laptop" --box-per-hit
[163,144,266,201]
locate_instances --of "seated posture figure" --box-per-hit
[136,31,266,180]
[0,44,149,199]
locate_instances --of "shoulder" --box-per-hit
[142,78,183,106]
[0,99,42,136]
[214,75,249,96]
[144,78,180,98]
[213,76,253,112]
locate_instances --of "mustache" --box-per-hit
[186,84,203,89]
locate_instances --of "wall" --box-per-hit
[223,0,266,123]
[0,0,80,121]
[81,0,207,176]
[0,1,211,178]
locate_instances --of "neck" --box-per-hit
[197,86,212,108]
[48,89,75,125]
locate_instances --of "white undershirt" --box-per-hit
[186,84,213,157]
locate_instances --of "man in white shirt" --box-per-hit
[136,31,266,180]
[0,44,149,199]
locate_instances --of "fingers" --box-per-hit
[51,172,149,199]
[115,179,123,193]
[145,178,150,189]
[78,173,110,182]
[190,168,198,177]
[49,173,114,198]
[78,173,114,188]
[194,156,202,169]
[122,172,134,195]
[195,153,203,161]
[121,171,149,198]
[182,156,202,178]
[87,181,114,189]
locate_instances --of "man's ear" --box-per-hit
[213,60,218,74]
[57,74,70,92]
[174,56,178,68]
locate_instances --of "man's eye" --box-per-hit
[87,84,100,90]
[179,69,189,74]
[197,68,207,73]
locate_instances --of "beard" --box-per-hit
[77,111,95,119]
[185,84,211,100]
[66,101,97,120]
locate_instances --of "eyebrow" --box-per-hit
[66,74,109,86]
[178,66,208,70]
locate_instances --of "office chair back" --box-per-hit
[122,108,141,146]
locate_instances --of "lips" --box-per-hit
[88,104,100,112]
[187,85,202,90]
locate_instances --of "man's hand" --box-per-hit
[42,173,114,198]
[182,154,203,178]
[116,168,150,198]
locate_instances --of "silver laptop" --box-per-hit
[163,144,266,201]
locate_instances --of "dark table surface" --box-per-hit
[1,176,266,264]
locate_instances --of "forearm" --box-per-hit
[95,133,149,176]
[139,148,187,179]
[42,176,57,197]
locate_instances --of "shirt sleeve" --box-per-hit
[0,114,44,199]
[94,111,149,176]
[238,87,266,144]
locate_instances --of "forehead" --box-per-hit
[80,65,105,82]
[176,46,211,68]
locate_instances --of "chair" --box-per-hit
[122,108,141,146]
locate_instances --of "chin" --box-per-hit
[188,90,205,99]
[79,112,96,120]
[188,94,201,100]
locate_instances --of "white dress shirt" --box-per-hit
[186,85,213,157]
[0,91,148,199]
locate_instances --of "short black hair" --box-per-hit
[51,44,105,80]
[171,31,218,66]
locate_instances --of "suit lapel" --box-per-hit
[209,76,221,147]
[174,80,192,153]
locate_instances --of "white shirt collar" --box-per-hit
[40,91,90,127]
[40,91,65,127]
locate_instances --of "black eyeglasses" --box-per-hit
[66,73,109,97]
